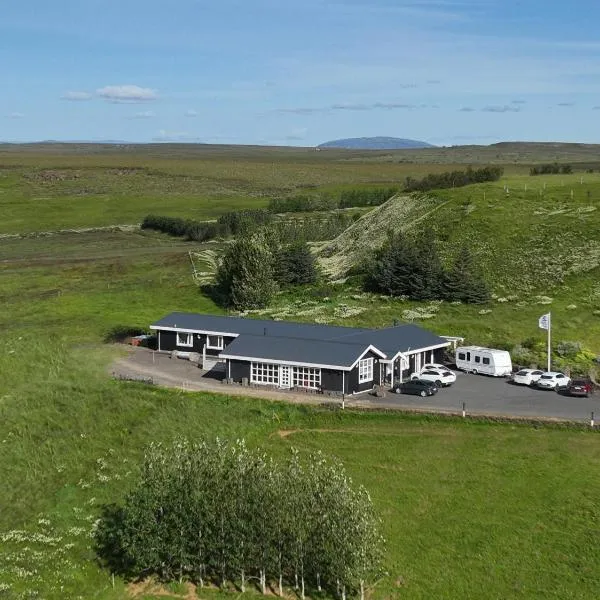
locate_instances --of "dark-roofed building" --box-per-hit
[150,312,452,395]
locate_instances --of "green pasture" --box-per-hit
[1,229,600,599]
[2,145,600,598]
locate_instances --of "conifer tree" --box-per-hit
[215,232,278,310]
[274,242,318,286]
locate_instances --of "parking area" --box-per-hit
[113,348,598,423]
[357,370,599,422]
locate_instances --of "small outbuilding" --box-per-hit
[150,312,453,395]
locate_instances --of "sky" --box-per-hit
[3,0,600,147]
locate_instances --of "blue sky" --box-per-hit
[3,0,600,146]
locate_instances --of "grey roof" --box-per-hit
[331,324,449,356]
[151,312,449,365]
[151,312,370,340]
[220,334,379,369]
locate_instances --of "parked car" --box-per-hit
[512,368,544,386]
[535,371,571,390]
[565,379,594,397]
[412,367,457,387]
[422,363,451,371]
[394,379,438,397]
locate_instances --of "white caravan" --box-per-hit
[455,346,512,377]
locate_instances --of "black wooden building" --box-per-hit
[150,312,451,395]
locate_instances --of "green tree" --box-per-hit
[215,232,278,310]
[409,231,444,300]
[366,231,418,297]
[443,244,490,304]
[274,242,318,286]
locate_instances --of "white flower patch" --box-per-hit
[333,305,366,318]
[566,304,577,310]
[479,309,492,315]
[535,295,553,305]
[450,300,462,305]
[496,297,508,303]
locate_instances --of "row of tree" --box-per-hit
[95,439,383,599]
[364,231,490,303]
[141,210,273,242]
[214,233,317,309]
[268,187,400,213]
[142,211,354,245]
[403,166,504,193]
[529,163,573,176]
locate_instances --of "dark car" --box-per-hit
[566,379,594,397]
[394,379,438,397]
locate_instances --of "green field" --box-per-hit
[2,143,600,598]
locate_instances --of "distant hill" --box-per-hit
[318,136,435,150]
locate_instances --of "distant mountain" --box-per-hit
[318,136,435,150]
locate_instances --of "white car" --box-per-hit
[412,367,457,387]
[512,368,544,386]
[422,363,451,371]
[535,371,571,390]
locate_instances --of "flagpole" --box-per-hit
[547,311,552,372]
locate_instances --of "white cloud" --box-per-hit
[96,85,157,103]
[61,91,92,101]
[481,105,521,113]
[153,129,201,142]
[185,109,198,117]
[6,112,24,119]
[129,110,156,119]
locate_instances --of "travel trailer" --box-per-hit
[454,346,512,377]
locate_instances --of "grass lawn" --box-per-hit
[2,227,600,599]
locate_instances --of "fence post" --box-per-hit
[462,402,466,418]
[591,412,595,428]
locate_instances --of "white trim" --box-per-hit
[348,344,387,369]
[220,353,357,371]
[206,335,224,350]
[158,330,161,352]
[150,325,238,338]
[176,332,194,348]
[358,357,374,383]
[388,342,450,363]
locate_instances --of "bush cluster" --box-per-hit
[141,209,273,242]
[529,164,573,176]
[404,166,504,193]
[214,234,318,310]
[364,231,490,303]
[95,439,383,599]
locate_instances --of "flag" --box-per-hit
[538,313,551,330]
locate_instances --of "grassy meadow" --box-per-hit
[2,143,600,598]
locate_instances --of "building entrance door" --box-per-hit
[280,365,291,388]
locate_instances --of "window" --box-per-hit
[458,353,466,361]
[292,366,321,389]
[358,358,373,383]
[176,332,193,347]
[482,357,490,365]
[251,362,279,385]
[475,356,481,363]
[206,335,224,350]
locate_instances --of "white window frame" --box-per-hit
[206,335,224,350]
[251,362,279,385]
[292,366,321,389]
[176,332,193,347]
[358,357,373,384]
